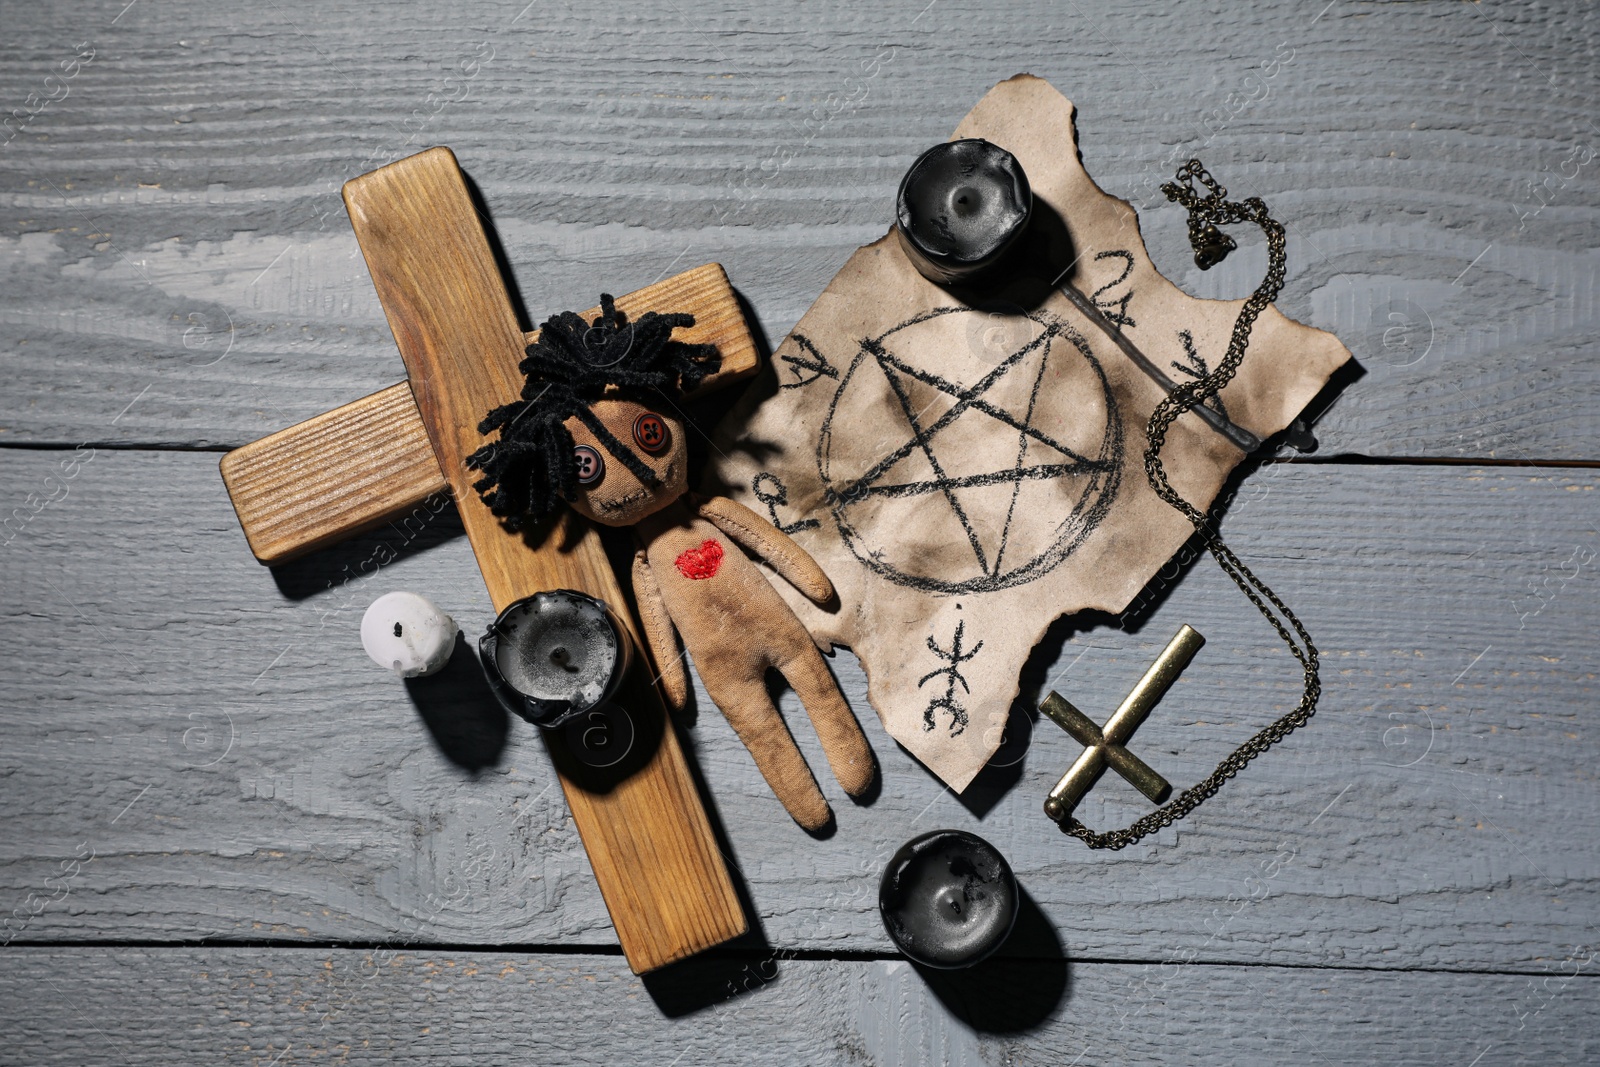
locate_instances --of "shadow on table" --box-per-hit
[639,924,780,1019]
[643,884,1069,1030]
[910,884,1069,1033]
[404,633,510,773]
[268,504,466,601]
[638,702,776,1019]
[954,615,1076,819]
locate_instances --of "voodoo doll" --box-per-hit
[468,296,874,830]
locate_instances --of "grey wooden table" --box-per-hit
[2,1,1597,1063]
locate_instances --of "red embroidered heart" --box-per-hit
[674,539,724,580]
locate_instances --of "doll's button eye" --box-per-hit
[573,445,604,485]
[632,412,669,453]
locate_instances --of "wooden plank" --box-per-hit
[335,147,743,973]
[1,946,1596,1065]
[1,2,1595,1055]
[0,1,1595,459]
[218,262,759,564]
[2,449,1596,973]
[218,382,446,563]
[1,0,1597,1028]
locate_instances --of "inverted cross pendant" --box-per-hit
[1041,625,1206,822]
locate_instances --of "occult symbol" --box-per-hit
[1191,223,1237,270]
[814,307,1122,594]
[751,472,819,535]
[1090,249,1137,328]
[1040,624,1204,821]
[1173,329,1229,421]
[919,617,983,736]
[778,333,839,389]
[1039,692,1170,820]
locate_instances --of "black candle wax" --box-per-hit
[878,829,1018,969]
[895,138,1032,287]
[495,593,619,708]
[479,589,631,728]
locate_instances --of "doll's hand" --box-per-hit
[633,549,690,710]
[695,496,833,604]
[639,501,873,830]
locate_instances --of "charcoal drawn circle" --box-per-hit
[813,307,1122,594]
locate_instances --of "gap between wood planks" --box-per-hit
[2,440,1599,469]
[4,938,1598,980]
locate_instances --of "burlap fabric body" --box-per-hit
[565,399,874,830]
[634,497,874,830]
[704,76,1351,791]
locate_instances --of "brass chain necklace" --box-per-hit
[1060,160,1322,850]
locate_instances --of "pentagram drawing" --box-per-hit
[706,76,1354,793]
[812,307,1123,595]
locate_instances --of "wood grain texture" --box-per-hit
[337,147,743,973]
[218,261,758,564]
[1,946,1596,1066]
[218,382,446,563]
[0,1,1594,458]
[1,0,1597,1058]
[2,450,1595,976]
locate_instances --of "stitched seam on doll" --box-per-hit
[633,559,684,699]
[703,500,829,602]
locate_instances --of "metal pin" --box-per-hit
[1055,284,1262,454]
[1042,624,1205,822]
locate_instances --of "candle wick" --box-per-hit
[951,186,981,218]
[393,622,403,637]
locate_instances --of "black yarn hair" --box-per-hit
[465,295,721,529]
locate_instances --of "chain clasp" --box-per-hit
[1193,223,1237,270]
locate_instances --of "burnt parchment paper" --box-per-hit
[704,75,1351,791]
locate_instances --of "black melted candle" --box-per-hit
[479,589,630,729]
[878,829,1018,969]
[895,138,1033,287]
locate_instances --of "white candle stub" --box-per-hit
[361,592,459,678]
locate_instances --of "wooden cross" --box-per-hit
[1039,625,1205,822]
[219,147,756,973]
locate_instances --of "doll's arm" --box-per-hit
[632,550,690,709]
[696,495,833,604]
